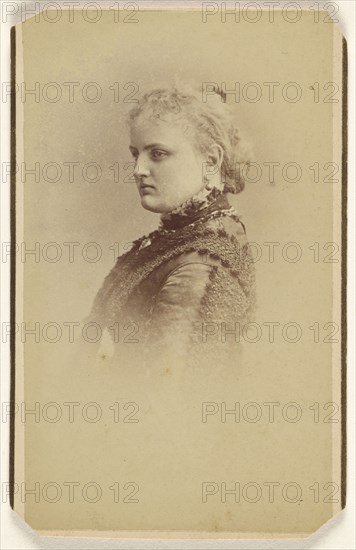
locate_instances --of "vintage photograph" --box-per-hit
[88,85,256,367]
[9,2,346,539]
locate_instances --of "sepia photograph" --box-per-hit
[88,84,256,367]
[1,0,352,545]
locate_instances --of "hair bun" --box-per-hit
[212,85,227,103]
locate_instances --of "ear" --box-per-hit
[207,144,224,169]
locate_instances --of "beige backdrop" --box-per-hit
[14,8,343,537]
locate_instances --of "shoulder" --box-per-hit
[204,215,247,243]
[154,215,249,284]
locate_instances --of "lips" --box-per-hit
[140,183,155,193]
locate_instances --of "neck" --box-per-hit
[159,187,230,231]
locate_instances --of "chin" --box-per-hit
[140,196,167,214]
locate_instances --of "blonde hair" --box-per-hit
[128,86,251,194]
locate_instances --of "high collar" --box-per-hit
[159,187,231,231]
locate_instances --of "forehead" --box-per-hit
[129,114,193,148]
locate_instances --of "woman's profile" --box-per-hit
[89,87,256,366]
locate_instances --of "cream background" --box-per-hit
[14,9,343,537]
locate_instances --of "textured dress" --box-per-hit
[90,189,256,367]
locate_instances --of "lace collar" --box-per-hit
[159,187,230,231]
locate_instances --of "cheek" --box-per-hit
[149,150,206,198]
[159,164,199,192]
[162,153,203,180]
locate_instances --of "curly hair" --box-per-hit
[128,86,251,194]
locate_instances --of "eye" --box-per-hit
[129,149,139,160]
[150,149,168,161]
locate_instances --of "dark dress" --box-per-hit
[90,190,256,367]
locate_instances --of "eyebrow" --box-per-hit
[129,143,167,151]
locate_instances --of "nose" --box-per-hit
[133,153,150,179]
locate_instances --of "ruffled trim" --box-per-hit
[90,221,256,330]
[159,187,231,231]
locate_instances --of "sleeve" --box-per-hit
[146,261,215,354]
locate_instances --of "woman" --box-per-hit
[90,87,256,366]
